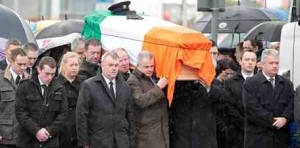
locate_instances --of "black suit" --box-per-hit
[243,72,294,148]
[0,59,8,71]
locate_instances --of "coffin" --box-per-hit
[82,10,215,104]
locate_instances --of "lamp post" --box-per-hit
[211,0,220,44]
[197,0,224,45]
[181,0,188,27]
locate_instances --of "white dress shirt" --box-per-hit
[102,74,116,96]
[241,71,254,80]
[262,72,275,87]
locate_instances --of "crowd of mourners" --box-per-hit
[0,37,299,148]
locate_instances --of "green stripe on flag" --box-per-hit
[82,10,112,40]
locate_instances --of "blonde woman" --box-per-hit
[58,52,86,148]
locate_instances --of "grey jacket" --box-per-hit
[127,68,169,148]
[0,68,19,145]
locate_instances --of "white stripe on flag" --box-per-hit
[99,15,179,65]
[101,34,143,65]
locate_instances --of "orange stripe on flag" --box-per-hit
[142,26,215,106]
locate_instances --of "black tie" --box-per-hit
[109,81,115,99]
[16,75,21,84]
[41,85,48,98]
[26,67,32,74]
[269,78,275,88]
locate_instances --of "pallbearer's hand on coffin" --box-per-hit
[157,77,168,89]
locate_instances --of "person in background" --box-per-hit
[243,39,259,53]
[58,52,85,148]
[113,48,131,81]
[0,39,21,70]
[243,39,264,59]
[234,42,244,64]
[256,57,263,72]
[209,39,219,67]
[23,43,39,75]
[243,49,294,148]
[0,48,28,148]
[217,47,236,61]
[71,37,86,60]
[213,59,238,148]
[15,56,68,148]
[76,51,135,148]
[127,51,169,148]
[78,38,101,79]
[215,59,237,84]
[269,42,280,51]
[224,49,257,148]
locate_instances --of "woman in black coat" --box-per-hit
[214,59,238,148]
[58,52,86,148]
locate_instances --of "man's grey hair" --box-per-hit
[113,48,129,56]
[137,51,154,66]
[101,51,119,63]
[71,37,86,51]
[261,48,279,63]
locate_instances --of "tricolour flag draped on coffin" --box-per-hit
[82,10,215,106]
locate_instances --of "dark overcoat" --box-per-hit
[15,75,68,148]
[78,60,99,79]
[127,68,169,148]
[76,73,135,148]
[170,81,221,148]
[243,72,294,148]
[0,59,7,70]
[212,79,229,148]
[294,85,300,144]
[223,71,246,148]
[57,74,86,148]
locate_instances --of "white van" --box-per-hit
[279,22,300,88]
